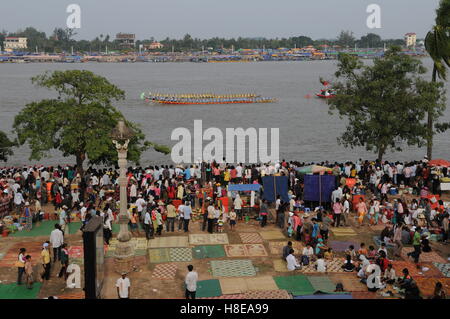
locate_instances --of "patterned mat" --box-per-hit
[328,241,357,252]
[151,263,178,280]
[273,259,290,272]
[401,247,447,264]
[392,261,443,278]
[68,246,83,259]
[239,233,264,244]
[414,277,450,297]
[148,248,170,263]
[189,234,229,245]
[268,241,303,255]
[192,245,226,259]
[330,227,357,236]
[243,290,291,299]
[148,236,189,248]
[329,273,367,292]
[433,263,450,278]
[210,259,257,277]
[196,279,222,298]
[246,276,278,291]
[299,258,345,273]
[307,276,336,293]
[260,230,286,240]
[224,244,268,257]
[169,247,193,262]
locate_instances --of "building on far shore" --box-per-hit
[3,37,27,52]
[115,33,135,48]
[145,42,164,50]
[405,33,417,47]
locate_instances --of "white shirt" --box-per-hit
[80,207,87,221]
[316,259,327,272]
[116,277,131,298]
[286,254,300,271]
[185,271,198,292]
[302,247,314,257]
[50,229,64,248]
[130,184,137,197]
[135,198,146,212]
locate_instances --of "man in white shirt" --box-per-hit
[50,224,64,263]
[116,273,131,299]
[286,249,301,271]
[135,195,146,214]
[185,265,198,299]
[331,186,343,204]
[80,203,87,225]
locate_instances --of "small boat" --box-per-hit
[316,89,336,99]
[141,92,277,105]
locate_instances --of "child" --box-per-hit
[342,254,355,272]
[287,222,293,238]
[324,248,334,260]
[377,243,388,258]
[358,243,368,257]
[345,245,357,261]
[367,245,377,260]
[217,215,224,233]
[315,254,327,273]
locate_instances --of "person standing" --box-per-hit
[183,201,192,232]
[332,198,343,227]
[24,255,33,289]
[143,208,152,240]
[166,201,177,232]
[185,265,198,300]
[207,202,215,234]
[234,195,243,220]
[259,200,269,227]
[342,198,350,226]
[16,248,26,285]
[407,226,422,264]
[393,224,403,258]
[229,209,237,231]
[50,224,64,263]
[116,273,131,299]
[41,242,51,281]
[103,214,113,245]
[58,243,69,280]
[356,197,368,226]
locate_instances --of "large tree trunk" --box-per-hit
[427,66,438,160]
[76,152,86,201]
[377,144,386,162]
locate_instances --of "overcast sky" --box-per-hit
[0,0,439,40]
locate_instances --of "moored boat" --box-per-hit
[141,92,276,105]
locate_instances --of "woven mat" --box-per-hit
[199,294,246,299]
[239,233,264,244]
[68,246,83,259]
[328,241,357,252]
[192,245,226,259]
[244,290,291,299]
[151,263,178,280]
[210,259,256,277]
[329,273,367,292]
[299,258,345,273]
[148,236,189,248]
[414,277,450,297]
[260,230,286,240]
[196,279,222,298]
[351,291,378,299]
[246,276,278,291]
[274,274,315,296]
[433,263,450,278]
[219,278,249,294]
[330,227,357,236]
[273,259,290,272]
[189,234,229,245]
[392,261,443,278]
[148,248,170,263]
[225,244,268,257]
[169,247,193,262]
[268,241,303,255]
[401,247,447,264]
[307,276,336,293]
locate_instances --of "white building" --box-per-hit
[3,37,28,51]
[404,33,417,47]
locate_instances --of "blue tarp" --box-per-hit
[294,293,353,299]
[262,176,289,203]
[228,184,261,192]
[303,175,336,202]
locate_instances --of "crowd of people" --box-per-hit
[1,157,449,298]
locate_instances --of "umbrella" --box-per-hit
[428,159,450,167]
[296,165,332,174]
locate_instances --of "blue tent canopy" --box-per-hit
[228,184,261,192]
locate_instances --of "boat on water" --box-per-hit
[316,89,336,99]
[140,92,277,105]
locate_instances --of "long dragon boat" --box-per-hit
[140,92,277,105]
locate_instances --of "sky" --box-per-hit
[0,0,440,40]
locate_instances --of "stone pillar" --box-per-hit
[113,139,135,274]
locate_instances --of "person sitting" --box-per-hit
[315,254,327,273]
[315,238,327,255]
[367,245,377,261]
[357,255,371,283]
[397,268,414,293]
[286,248,301,271]
[345,245,357,261]
[282,241,293,260]
[421,236,432,252]
[324,248,334,260]
[377,243,388,258]
[342,254,355,272]
[376,250,389,273]
[382,263,397,285]
[301,244,314,265]
[357,242,368,257]
[431,282,447,299]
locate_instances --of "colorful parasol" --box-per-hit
[296,165,333,174]
[428,159,450,167]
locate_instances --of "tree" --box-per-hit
[328,47,445,161]
[13,70,169,194]
[424,0,450,159]
[0,131,15,162]
[336,31,356,48]
[357,33,382,48]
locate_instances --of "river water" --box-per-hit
[0,59,449,166]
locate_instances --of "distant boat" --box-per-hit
[141,92,277,105]
[316,89,336,99]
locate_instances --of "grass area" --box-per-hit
[9,221,58,238]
